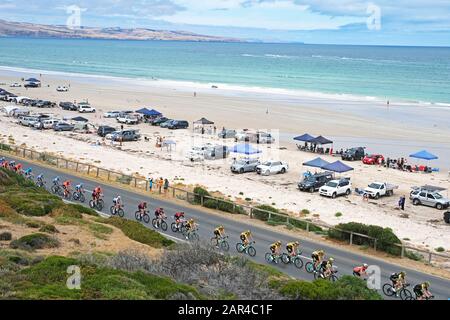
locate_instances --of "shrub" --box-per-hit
[66,204,98,216]
[102,217,173,248]
[0,232,12,241]
[435,247,445,252]
[39,224,59,234]
[193,186,210,204]
[10,233,59,251]
[25,221,41,229]
[335,212,343,217]
[252,205,279,221]
[328,222,401,256]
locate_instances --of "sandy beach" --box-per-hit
[1,68,449,252]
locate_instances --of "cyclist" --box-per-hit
[240,230,253,248]
[112,195,122,210]
[174,211,185,230]
[353,263,369,277]
[184,218,196,240]
[154,207,165,228]
[23,167,33,179]
[413,282,433,300]
[62,180,71,198]
[8,160,15,170]
[75,183,84,193]
[320,257,335,279]
[14,163,22,173]
[311,249,325,270]
[0,157,5,166]
[213,225,226,247]
[53,176,61,186]
[36,174,44,184]
[269,241,282,262]
[137,201,147,219]
[390,271,407,296]
[92,186,103,205]
[286,241,300,258]
[2,160,8,169]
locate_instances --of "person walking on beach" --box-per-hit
[398,195,406,211]
[163,178,169,195]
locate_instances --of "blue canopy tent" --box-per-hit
[303,157,330,168]
[147,109,162,116]
[322,161,354,173]
[293,134,315,142]
[409,150,438,160]
[309,135,333,145]
[231,143,262,155]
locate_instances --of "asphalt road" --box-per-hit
[3,156,449,300]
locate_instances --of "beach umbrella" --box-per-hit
[303,157,330,168]
[321,160,353,173]
[231,143,262,155]
[293,133,314,142]
[409,150,438,160]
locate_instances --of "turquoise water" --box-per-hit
[1,37,450,104]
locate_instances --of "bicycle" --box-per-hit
[62,188,72,201]
[171,220,186,233]
[72,190,85,203]
[265,252,282,264]
[89,198,104,211]
[305,261,321,274]
[135,209,150,224]
[183,226,199,241]
[36,180,46,190]
[314,268,339,281]
[281,251,304,269]
[210,236,230,251]
[110,204,125,217]
[152,214,168,231]
[405,293,434,301]
[51,183,64,197]
[382,282,413,300]
[236,241,256,257]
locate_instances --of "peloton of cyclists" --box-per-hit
[213,225,226,247]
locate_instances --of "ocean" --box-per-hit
[1,37,450,105]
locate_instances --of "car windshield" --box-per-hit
[305,176,316,182]
[433,193,443,199]
[368,183,381,189]
[262,162,272,166]
[326,182,338,188]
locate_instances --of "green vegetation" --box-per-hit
[0,232,12,241]
[10,233,59,251]
[39,224,59,234]
[435,247,445,253]
[328,222,402,256]
[193,186,210,204]
[101,217,173,248]
[335,212,343,217]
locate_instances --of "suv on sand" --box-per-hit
[231,158,260,174]
[342,147,365,161]
[298,172,334,192]
[319,179,352,198]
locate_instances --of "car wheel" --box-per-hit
[280,168,286,174]
[265,170,270,176]
[309,187,315,193]
[436,203,443,210]
[374,193,379,199]
[332,192,337,199]
[239,168,244,174]
[413,199,420,206]
[345,189,351,196]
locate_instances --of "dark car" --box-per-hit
[97,125,116,137]
[151,117,170,126]
[111,130,141,142]
[342,147,366,161]
[35,100,53,108]
[53,122,75,132]
[168,120,189,129]
[59,102,78,111]
[24,82,40,88]
[298,171,334,192]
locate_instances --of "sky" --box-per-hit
[0,0,449,46]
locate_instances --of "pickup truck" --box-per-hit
[363,182,398,199]
[319,179,352,198]
[256,161,288,176]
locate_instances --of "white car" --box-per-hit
[56,86,69,92]
[103,111,122,118]
[13,96,30,104]
[34,118,60,130]
[10,83,21,88]
[117,115,139,125]
[256,161,288,175]
[319,179,352,198]
[78,103,96,113]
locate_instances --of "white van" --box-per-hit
[35,118,60,130]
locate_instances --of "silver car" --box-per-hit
[410,190,449,210]
[231,158,260,174]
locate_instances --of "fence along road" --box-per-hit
[2,155,450,300]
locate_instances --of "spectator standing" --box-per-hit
[164,178,169,195]
[148,177,153,192]
[158,177,163,194]
[398,195,406,210]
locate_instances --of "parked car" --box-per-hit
[12,96,30,104]
[56,86,69,92]
[59,102,77,111]
[256,161,288,175]
[97,125,117,137]
[319,179,352,198]
[218,129,237,139]
[363,182,397,199]
[10,83,21,88]
[230,158,260,173]
[168,120,189,129]
[108,130,141,142]
[342,147,366,161]
[410,189,449,210]
[24,82,40,88]
[160,119,175,128]
[444,211,450,224]
[117,114,139,125]
[362,154,385,165]
[78,102,96,113]
[151,117,170,126]
[34,100,53,108]
[53,122,75,132]
[298,172,334,193]
[104,111,122,118]
[34,118,60,130]
[19,116,40,127]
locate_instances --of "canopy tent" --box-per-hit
[309,135,333,145]
[71,116,89,122]
[409,150,438,160]
[1,105,19,116]
[303,157,330,168]
[293,133,315,142]
[25,78,40,82]
[161,139,176,152]
[136,108,162,117]
[231,143,262,155]
[322,161,353,173]
[194,117,215,125]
